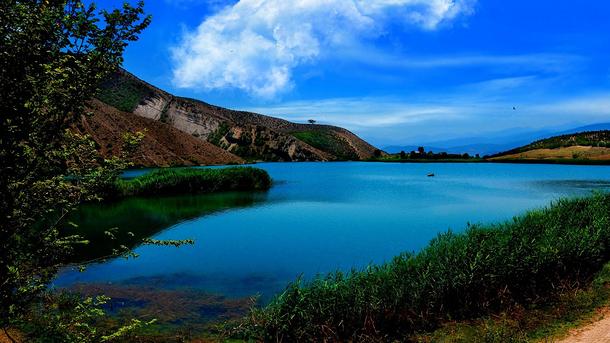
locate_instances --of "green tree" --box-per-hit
[0,0,150,340]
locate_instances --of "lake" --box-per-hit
[54,162,610,327]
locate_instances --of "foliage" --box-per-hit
[236,193,610,341]
[0,0,150,340]
[114,167,272,197]
[207,122,231,146]
[291,130,358,160]
[18,292,152,343]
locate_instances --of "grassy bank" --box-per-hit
[236,193,610,341]
[114,167,272,198]
[415,261,610,342]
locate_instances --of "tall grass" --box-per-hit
[115,167,271,197]
[239,193,610,341]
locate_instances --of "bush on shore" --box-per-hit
[239,193,610,341]
[114,167,272,198]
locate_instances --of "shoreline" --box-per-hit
[121,158,610,172]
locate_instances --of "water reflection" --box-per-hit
[63,191,268,262]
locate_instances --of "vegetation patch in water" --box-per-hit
[114,167,272,198]
[236,193,610,341]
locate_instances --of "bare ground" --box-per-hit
[554,307,610,343]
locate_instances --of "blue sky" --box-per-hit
[117,0,610,146]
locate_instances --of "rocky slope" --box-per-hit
[78,100,243,167]
[96,70,378,162]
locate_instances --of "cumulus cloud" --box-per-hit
[171,0,476,98]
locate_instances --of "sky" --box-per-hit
[116,0,610,146]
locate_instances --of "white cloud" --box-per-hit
[247,97,465,128]
[171,0,477,98]
[242,90,610,145]
[532,94,610,117]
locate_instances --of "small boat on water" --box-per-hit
[427,173,435,177]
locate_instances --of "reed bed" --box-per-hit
[115,167,272,197]
[240,193,610,341]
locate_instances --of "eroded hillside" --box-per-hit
[78,100,243,167]
[95,70,379,162]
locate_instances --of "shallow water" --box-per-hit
[55,162,610,305]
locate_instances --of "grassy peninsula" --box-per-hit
[113,167,272,198]
[237,193,610,341]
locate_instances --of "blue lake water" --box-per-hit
[55,162,610,303]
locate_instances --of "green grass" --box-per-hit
[291,130,358,160]
[235,193,610,341]
[114,167,272,198]
[97,72,154,112]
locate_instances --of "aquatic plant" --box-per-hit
[114,167,272,197]
[239,193,610,341]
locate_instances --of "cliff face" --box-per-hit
[79,100,243,167]
[95,70,379,162]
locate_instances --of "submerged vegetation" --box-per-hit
[238,193,610,341]
[113,167,272,198]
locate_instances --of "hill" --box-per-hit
[77,100,243,167]
[93,70,378,163]
[384,124,610,156]
[490,130,610,163]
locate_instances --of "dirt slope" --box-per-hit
[78,100,243,167]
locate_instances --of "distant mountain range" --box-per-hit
[81,70,378,167]
[383,123,610,156]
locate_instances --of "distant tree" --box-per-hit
[463,153,470,159]
[417,146,425,154]
[475,154,480,159]
[373,149,383,158]
[399,151,406,159]
[308,119,316,124]
[409,151,417,159]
